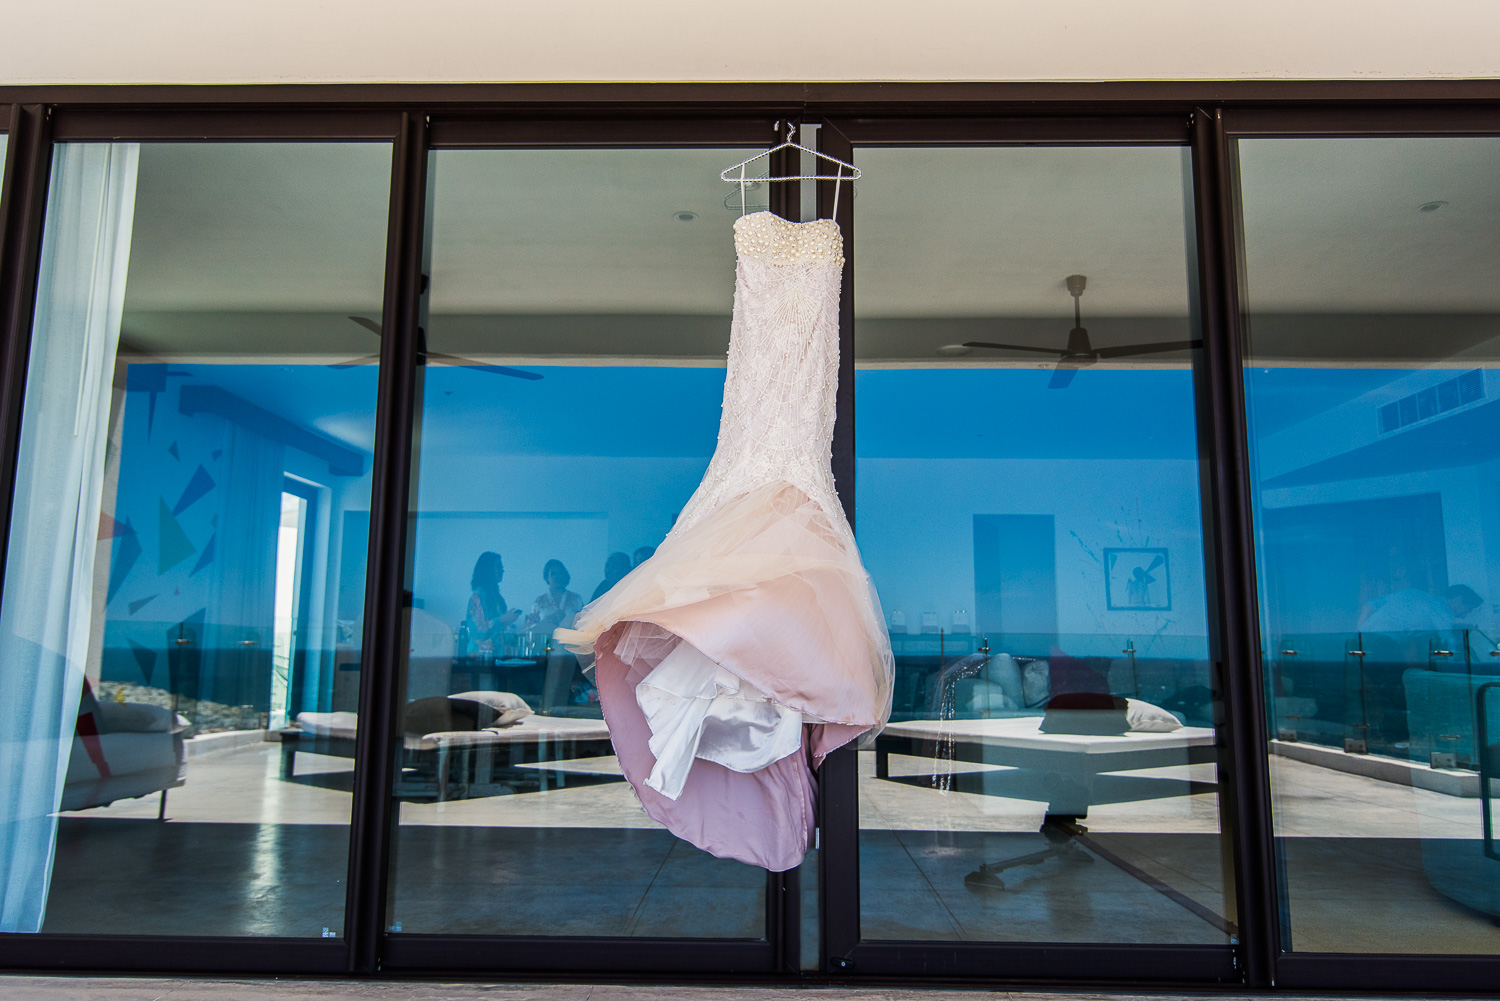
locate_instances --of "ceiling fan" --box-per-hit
[333,316,543,381]
[963,274,1201,389]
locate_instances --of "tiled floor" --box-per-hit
[38,735,1500,953]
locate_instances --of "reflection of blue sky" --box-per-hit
[856,367,1211,660]
[856,368,1199,459]
[176,363,380,452]
[415,365,725,457]
[175,363,729,459]
[1247,365,1500,639]
[1250,366,1500,487]
[164,360,1500,649]
[1245,366,1403,436]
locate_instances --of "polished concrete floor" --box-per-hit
[40,736,1500,953]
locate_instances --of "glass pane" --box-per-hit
[0,141,389,936]
[387,147,774,938]
[853,146,1231,944]
[1238,136,1500,953]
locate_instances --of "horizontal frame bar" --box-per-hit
[429,115,783,148]
[51,108,403,141]
[1222,104,1500,136]
[832,114,1191,145]
[4,80,1500,111]
[382,935,777,974]
[0,935,346,974]
[1277,953,1500,993]
[843,941,1237,981]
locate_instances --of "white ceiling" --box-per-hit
[428,147,757,314]
[1239,137,1500,312]
[851,146,1195,318]
[114,136,1500,334]
[123,142,390,312]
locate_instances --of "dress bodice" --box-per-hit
[672,212,847,537]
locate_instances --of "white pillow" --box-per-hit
[1125,698,1183,733]
[977,654,1024,707]
[296,711,360,737]
[450,690,534,727]
[1021,659,1051,708]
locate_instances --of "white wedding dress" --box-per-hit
[556,211,894,871]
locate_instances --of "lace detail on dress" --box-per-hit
[672,213,847,543]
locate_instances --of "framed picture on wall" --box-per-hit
[1105,547,1171,611]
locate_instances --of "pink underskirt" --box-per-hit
[557,482,892,871]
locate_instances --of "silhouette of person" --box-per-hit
[592,551,633,602]
[526,558,584,633]
[466,551,521,653]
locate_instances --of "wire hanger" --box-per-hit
[720,121,861,219]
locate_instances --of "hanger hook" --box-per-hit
[784,121,797,144]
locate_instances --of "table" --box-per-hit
[875,716,1217,817]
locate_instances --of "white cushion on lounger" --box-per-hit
[449,690,533,726]
[1125,698,1183,733]
[294,711,360,739]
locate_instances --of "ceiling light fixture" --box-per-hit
[673,211,698,222]
[937,344,972,357]
[1419,200,1449,213]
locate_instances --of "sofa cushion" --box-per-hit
[977,654,1024,706]
[963,680,1019,716]
[1021,659,1051,708]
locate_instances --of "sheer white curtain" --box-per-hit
[0,143,138,932]
[202,422,284,711]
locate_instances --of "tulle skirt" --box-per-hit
[555,480,894,871]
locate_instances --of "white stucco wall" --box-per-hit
[5,0,1500,86]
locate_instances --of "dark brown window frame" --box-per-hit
[0,82,1496,992]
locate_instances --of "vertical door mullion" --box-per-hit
[345,110,430,975]
[0,104,54,611]
[816,118,859,973]
[764,118,803,974]
[1187,106,1280,988]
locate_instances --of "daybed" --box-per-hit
[878,651,1216,817]
[279,691,613,801]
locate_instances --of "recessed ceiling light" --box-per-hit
[1419,200,1449,213]
[674,211,698,223]
[937,344,972,357]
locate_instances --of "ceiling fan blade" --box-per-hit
[427,351,544,380]
[1092,339,1203,360]
[348,315,383,336]
[1046,364,1078,390]
[963,341,1069,357]
[328,353,381,369]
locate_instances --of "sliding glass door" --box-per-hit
[0,140,390,940]
[380,139,798,968]
[1237,134,1500,956]
[841,134,1235,975]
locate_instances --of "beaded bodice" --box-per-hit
[672,212,848,539]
